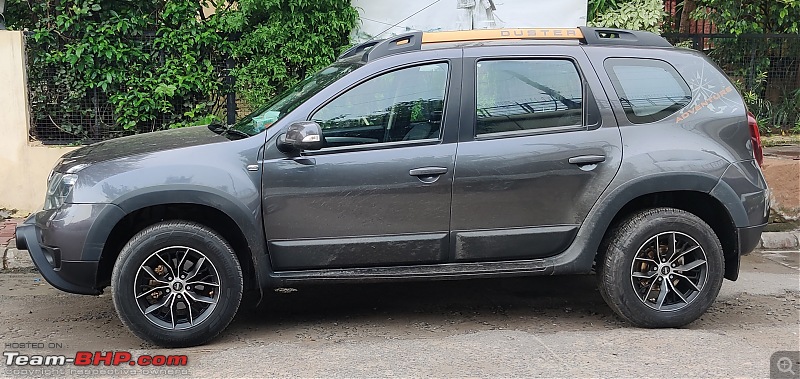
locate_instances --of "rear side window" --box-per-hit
[604,58,691,124]
[476,59,584,135]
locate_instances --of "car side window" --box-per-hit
[476,59,584,136]
[311,63,448,149]
[604,58,692,124]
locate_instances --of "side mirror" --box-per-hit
[277,121,323,153]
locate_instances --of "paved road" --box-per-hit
[1,249,798,378]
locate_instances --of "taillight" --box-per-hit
[747,111,763,166]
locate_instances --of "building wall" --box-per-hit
[0,31,77,214]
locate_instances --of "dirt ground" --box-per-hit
[0,249,798,378]
[763,145,800,221]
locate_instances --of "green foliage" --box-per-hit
[742,84,800,135]
[5,0,358,141]
[224,0,358,110]
[587,0,621,23]
[693,0,800,34]
[590,0,666,33]
[6,1,229,140]
[693,0,800,134]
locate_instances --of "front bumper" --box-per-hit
[15,215,102,295]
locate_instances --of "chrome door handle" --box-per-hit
[568,155,606,165]
[409,167,448,177]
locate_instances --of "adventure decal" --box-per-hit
[676,62,741,123]
[675,85,734,123]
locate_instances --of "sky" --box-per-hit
[352,0,589,41]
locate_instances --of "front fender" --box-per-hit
[80,187,272,293]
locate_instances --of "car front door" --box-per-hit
[450,45,623,262]
[262,59,461,271]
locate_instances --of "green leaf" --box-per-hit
[12,0,358,139]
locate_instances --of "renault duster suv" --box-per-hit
[16,27,769,347]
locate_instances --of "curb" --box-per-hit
[1,219,34,270]
[2,246,33,270]
[758,230,800,250]
[1,218,31,270]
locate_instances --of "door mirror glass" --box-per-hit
[277,121,324,152]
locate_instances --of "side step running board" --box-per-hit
[271,259,553,284]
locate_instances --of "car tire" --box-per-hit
[597,207,724,328]
[111,221,243,347]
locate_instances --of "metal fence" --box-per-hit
[24,32,236,145]
[24,33,800,145]
[664,33,800,132]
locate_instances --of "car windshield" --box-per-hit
[228,61,362,137]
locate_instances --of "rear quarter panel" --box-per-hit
[582,45,755,194]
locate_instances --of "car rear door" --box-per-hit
[450,44,622,262]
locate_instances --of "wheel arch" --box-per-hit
[88,188,270,300]
[589,173,740,280]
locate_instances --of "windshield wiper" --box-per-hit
[207,121,251,139]
[224,128,251,139]
[207,121,227,135]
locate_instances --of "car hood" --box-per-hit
[56,126,229,173]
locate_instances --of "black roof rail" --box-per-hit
[339,27,672,62]
[578,26,672,47]
[361,32,424,62]
[339,39,383,60]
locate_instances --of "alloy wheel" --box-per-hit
[134,246,221,330]
[629,231,708,311]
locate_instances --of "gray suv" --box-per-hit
[16,27,769,347]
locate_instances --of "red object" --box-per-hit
[747,111,763,166]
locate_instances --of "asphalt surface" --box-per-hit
[1,249,798,378]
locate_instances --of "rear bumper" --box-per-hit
[738,223,765,256]
[15,216,101,295]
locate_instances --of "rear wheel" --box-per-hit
[112,221,243,347]
[597,208,724,327]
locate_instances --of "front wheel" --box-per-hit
[597,208,724,328]
[112,221,243,347]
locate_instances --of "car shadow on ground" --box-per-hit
[3,268,795,350]
[255,274,608,320]
[218,274,626,344]
[213,269,798,346]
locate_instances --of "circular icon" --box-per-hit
[777,356,795,375]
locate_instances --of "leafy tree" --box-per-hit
[590,0,667,33]
[587,0,622,23]
[6,0,228,140]
[223,0,358,110]
[693,0,800,34]
[691,0,800,133]
[4,0,358,141]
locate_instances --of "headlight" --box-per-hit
[44,173,77,210]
